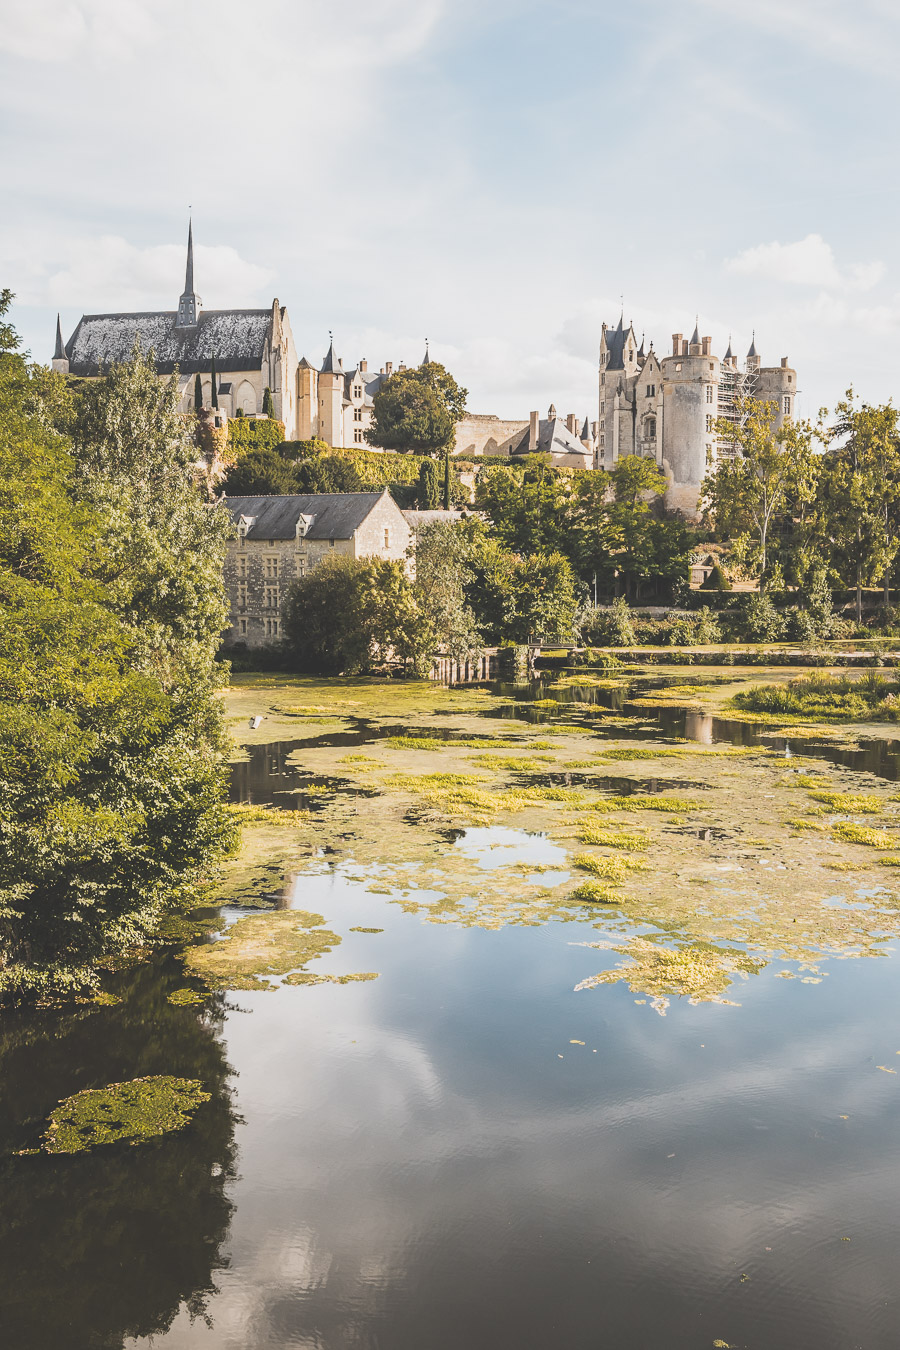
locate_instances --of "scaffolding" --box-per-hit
[715,360,758,460]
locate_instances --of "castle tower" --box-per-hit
[754,343,797,430]
[175,219,201,329]
[296,356,318,439]
[51,313,69,374]
[659,321,720,515]
[318,336,345,447]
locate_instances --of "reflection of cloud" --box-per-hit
[726,234,884,292]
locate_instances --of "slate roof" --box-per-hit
[225,491,396,540]
[321,339,343,374]
[511,417,593,460]
[604,316,628,371]
[65,308,276,377]
[344,367,388,407]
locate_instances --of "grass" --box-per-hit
[733,670,900,722]
[386,735,525,751]
[831,822,896,848]
[588,795,701,814]
[577,823,650,849]
[228,803,309,825]
[184,909,341,990]
[784,818,827,832]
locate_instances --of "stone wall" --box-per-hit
[454,414,528,458]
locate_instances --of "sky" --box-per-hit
[1,0,899,424]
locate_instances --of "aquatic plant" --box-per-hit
[572,853,648,880]
[589,795,701,814]
[284,971,379,985]
[809,791,882,813]
[37,1076,210,1154]
[184,909,341,990]
[831,823,896,847]
[569,881,620,904]
[576,824,650,849]
[733,671,900,721]
[166,988,206,1006]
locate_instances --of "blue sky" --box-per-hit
[1,0,898,423]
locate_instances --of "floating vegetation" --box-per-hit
[809,791,882,813]
[785,818,827,832]
[35,1077,210,1154]
[572,853,648,881]
[228,803,309,825]
[831,823,896,848]
[350,926,384,933]
[167,988,207,1006]
[733,671,900,721]
[471,755,548,771]
[789,773,830,789]
[339,754,380,765]
[878,856,900,867]
[284,971,379,985]
[570,881,620,904]
[386,735,524,752]
[576,938,765,1006]
[588,795,701,814]
[184,909,341,990]
[576,824,650,850]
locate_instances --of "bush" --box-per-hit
[607,597,636,646]
[696,606,722,643]
[741,593,787,642]
[227,418,286,456]
[700,563,731,591]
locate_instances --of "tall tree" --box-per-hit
[194,371,203,411]
[366,360,467,455]
[703,397,820,586]
[262,386,275,418]
[476,456,570,556]
[210,356,218,409]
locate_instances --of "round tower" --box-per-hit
[659,321,719,517]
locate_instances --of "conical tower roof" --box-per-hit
[724,335,733,361]
[53,314,65,361]
[747,331,758,359]
[690,317,701,346]
[321,335,343,374]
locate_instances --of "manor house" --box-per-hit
[598,316,797,513]
[52,222,301,438]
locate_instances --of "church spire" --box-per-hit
[176,218,201,328]
[53,313,65,361]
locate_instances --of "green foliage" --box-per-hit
[740,593,787,642]
[409,521,481,666]
[696,606,722,643]
[0,305,234,1002]
[701,563,731,591]
[226,417,287,456]
[510,551,579,643]
[262,385,275,418]
[734,670,900,721]
[367,360,467,455]
[476,457,569,555]
[418,457,441,508]
[606,597,637,646]
[224,442,364,496]
[282,555,419,674]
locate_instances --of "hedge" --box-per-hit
[228,418,286,455]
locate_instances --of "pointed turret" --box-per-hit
[724,336,733,361]
[690,317,701,346]
[321,335,343,374]
[422,341,431,366]
[175,218,201,328]
[747,331,758,359]
[548,402,557,419]
[581,416,591,441]
[51,313,69,373]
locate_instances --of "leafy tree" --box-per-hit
[0,308,234,1000]
[407,521,480,668]
[443,451,451,510]
[508,552,579,644]
[476,457,570,556]
[703,398,820,585]
[282,555,417,674]
[741,593,786,642]
[224,447,303,496]
[194,372,203,411]
[604,596,636,646]
[210,355,218,409]
[262,386,275,418]
[460,520,518,644]
[366,360,467,455]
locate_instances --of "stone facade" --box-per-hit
[297,343,412,448]
[222,490,411,647]
[52,222,301,438]
[598,317,797,516]
[454,407,598,467]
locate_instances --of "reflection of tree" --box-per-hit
[0,957,237,1349]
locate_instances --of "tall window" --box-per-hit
[264,555,279,579]
[237,555,247,577]
[239,618,247,636]
[706,384,714,404]
[353,385,362,399]
[353,408,362,422]
[646,417,657,440]
[783,395,791,415]
[646,384,655,397]
[237,582,248,610]
[354,428,363,443]
[384,528,391,549]
[706,414,714,433]
[265,618,279,638]
[264,584,279,610]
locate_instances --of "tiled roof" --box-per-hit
[65,308,273,376]
[225,491,397,540]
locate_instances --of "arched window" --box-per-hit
[645,416,657,441]
[237,381,257,415]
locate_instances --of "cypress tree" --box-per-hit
[263,386,275,418]
[211,357,218,409]
[193,372,202,411]
[443,452,451,510]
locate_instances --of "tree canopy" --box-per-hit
[366,360,467,455]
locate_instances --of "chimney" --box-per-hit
[781,356,788,368]
[529,410,539,452]
[566,413,577,434]
[672,333,682,356]
[385,361,393,375]
[360,358,368,372]
[682,340,689,356]
[702,336,711,356]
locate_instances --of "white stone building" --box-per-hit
[454,407,597,467]
[598,316,797,513]
[222,490,411,646]
[52,222,301,438]
[297,341,416,448]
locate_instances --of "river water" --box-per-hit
[2,674,900,1349]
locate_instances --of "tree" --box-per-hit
[210,355,218,409]
[818,394,900,619]
[224,447,303,496]
[407,521,480,668]
[0,310,234,1001]
[262,386,275,418]
[443,451,451,510]
[417,458,441,508]
[366,360,467,455]
[194,372,203,412]
[508,552,579,644]
[282,555,418,674]
[476,457,570,556]
[703,397,820,586]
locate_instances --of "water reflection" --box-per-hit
[0,958,237,1349]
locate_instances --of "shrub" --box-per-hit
[701,562,732,591]
[741,593,787,642]
[696,606,722,643]
[607,596,636,646]
[227,418,286,456]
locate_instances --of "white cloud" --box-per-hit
[725,234,884,292]
[686,0,900,74]
[13,234,273,311]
